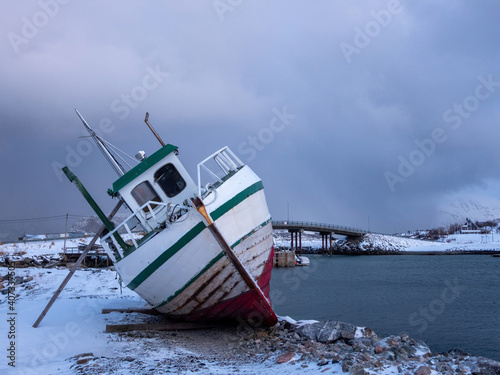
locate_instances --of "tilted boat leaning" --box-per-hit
[62,111,277,326]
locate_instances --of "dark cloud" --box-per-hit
[1,0,500,240]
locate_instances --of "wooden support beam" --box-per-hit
[105,322,215,333]
[33,201,123,328]
[102,308,162,315]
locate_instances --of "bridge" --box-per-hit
[271,220,368,255]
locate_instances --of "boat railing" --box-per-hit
[101,200,174,257]
[197,146,244,197]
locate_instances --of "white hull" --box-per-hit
[106,166,275,322]
[63,135,277,325]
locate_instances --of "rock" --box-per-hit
[359,352,371,362]
[374,337,391,350]
[374,345,384,354]
[73,352,94,359]
[381,350,395,361]
[414,365,431,375]
[349,364,367,375]
[460,360,480,373]
[296,321,357,343]
[317,358,329,366]
[393,347,409,362]
[76,357,92,365]
[276,351,295,364]
[342,359,354,372]
[448,348,470,357]
[435,361,453,373]
[476,357,500,375]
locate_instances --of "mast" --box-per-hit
[75,109,126,176]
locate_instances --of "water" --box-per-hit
[270,255,500,361]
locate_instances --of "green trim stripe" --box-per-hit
[126,181,266,293]
[154,218,271,308]
[127,221,206,290]
[112,144,178,193]
[154,251,225,308]
[231,218,271,249]
[210,181,264,221]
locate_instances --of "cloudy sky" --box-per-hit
[1,1,500,240]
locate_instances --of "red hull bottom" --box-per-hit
[172,247,277,327]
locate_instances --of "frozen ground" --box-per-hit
[2,267,497,374]
[1,237,499,374]
[273,230,500,253]
[0,266,408,375]
[0,267,326,375]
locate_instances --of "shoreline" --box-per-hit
[277,246,500,256]
[1,266,500,374]
[2,248,500,269]
[1,261,500,373]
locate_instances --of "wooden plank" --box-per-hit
[102,308,162,315]
[105,322,215,333]
[33,201,123,328]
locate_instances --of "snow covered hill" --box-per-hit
[273,231,500,254]
[436,195,500,226]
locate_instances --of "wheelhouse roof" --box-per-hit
[111,144,178,193]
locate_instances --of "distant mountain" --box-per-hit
[71,214,131,233]
[436,195,500,226]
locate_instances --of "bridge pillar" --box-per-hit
[288,229,303,255]
[319,231,334,255]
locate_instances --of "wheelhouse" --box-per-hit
[109,144,197,231]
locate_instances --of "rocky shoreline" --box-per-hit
[71,318,500,374]
[237,319,500,374]
[276,245,500,256]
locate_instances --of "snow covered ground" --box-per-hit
[354,233,500,253]
[1,236,498,374]
[2,267,494,375]
[0,265,403,375]
[273,230,500,253]
[1,266,336,375]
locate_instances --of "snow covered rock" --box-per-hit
[296,320,358,343]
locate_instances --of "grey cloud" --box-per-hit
[1,0,500,240]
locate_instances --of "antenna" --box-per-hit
[74,109,126,176]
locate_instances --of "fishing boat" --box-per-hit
[62,110,277,326]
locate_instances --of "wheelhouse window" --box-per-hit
[154,163,186,198]
[131,181,161,212]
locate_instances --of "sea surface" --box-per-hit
[270,254,500,361]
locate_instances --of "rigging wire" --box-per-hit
[78,135,139,171]
[99,137,139,169]
[0,215,89,224]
